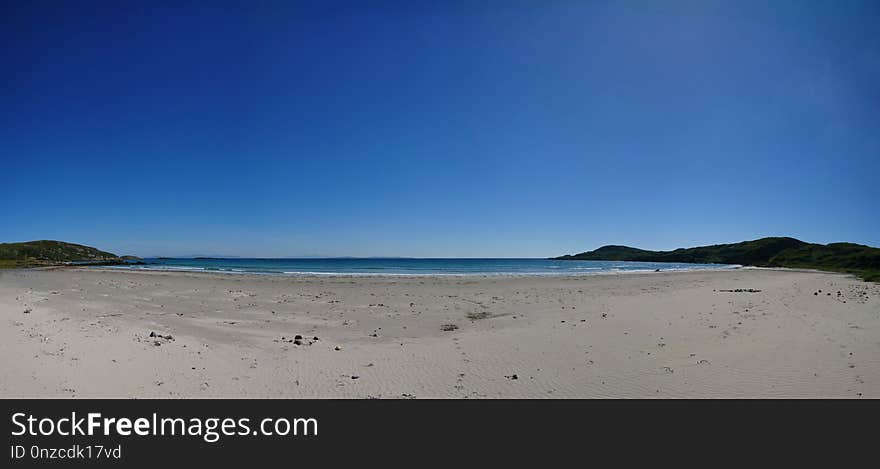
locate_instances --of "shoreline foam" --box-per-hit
[91,262,741,278]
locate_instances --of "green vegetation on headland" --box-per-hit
[0,240,124,268]
[553,237,880,282]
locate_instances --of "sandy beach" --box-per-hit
[1,267,878,398]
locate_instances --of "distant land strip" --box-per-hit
[553,237,880,282]
[2,238,878,282]
[0,240,137,269]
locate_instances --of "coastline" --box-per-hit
[88,263,742,278]
[2,266,878,398]
[81,256,737,277]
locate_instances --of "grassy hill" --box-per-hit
[0,240,121,268]
[554,237,880,282]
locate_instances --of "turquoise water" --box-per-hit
[106,258,737,276]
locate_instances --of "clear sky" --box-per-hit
[2,1,878,258]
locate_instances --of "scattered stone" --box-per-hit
[441,324,459,332]
[351,375,359,380]
[334,346,341,351]
[466,311,493,321]
[505,374,519,380]
[23,308,32,314]
[149,331,174,341]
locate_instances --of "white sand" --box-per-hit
[1,267,878,398]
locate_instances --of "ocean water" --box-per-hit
[106,258,738,276]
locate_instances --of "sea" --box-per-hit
[104,258,738,276]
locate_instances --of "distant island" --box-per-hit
[553,237,880,282]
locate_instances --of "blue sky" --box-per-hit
[2,1,878,257]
